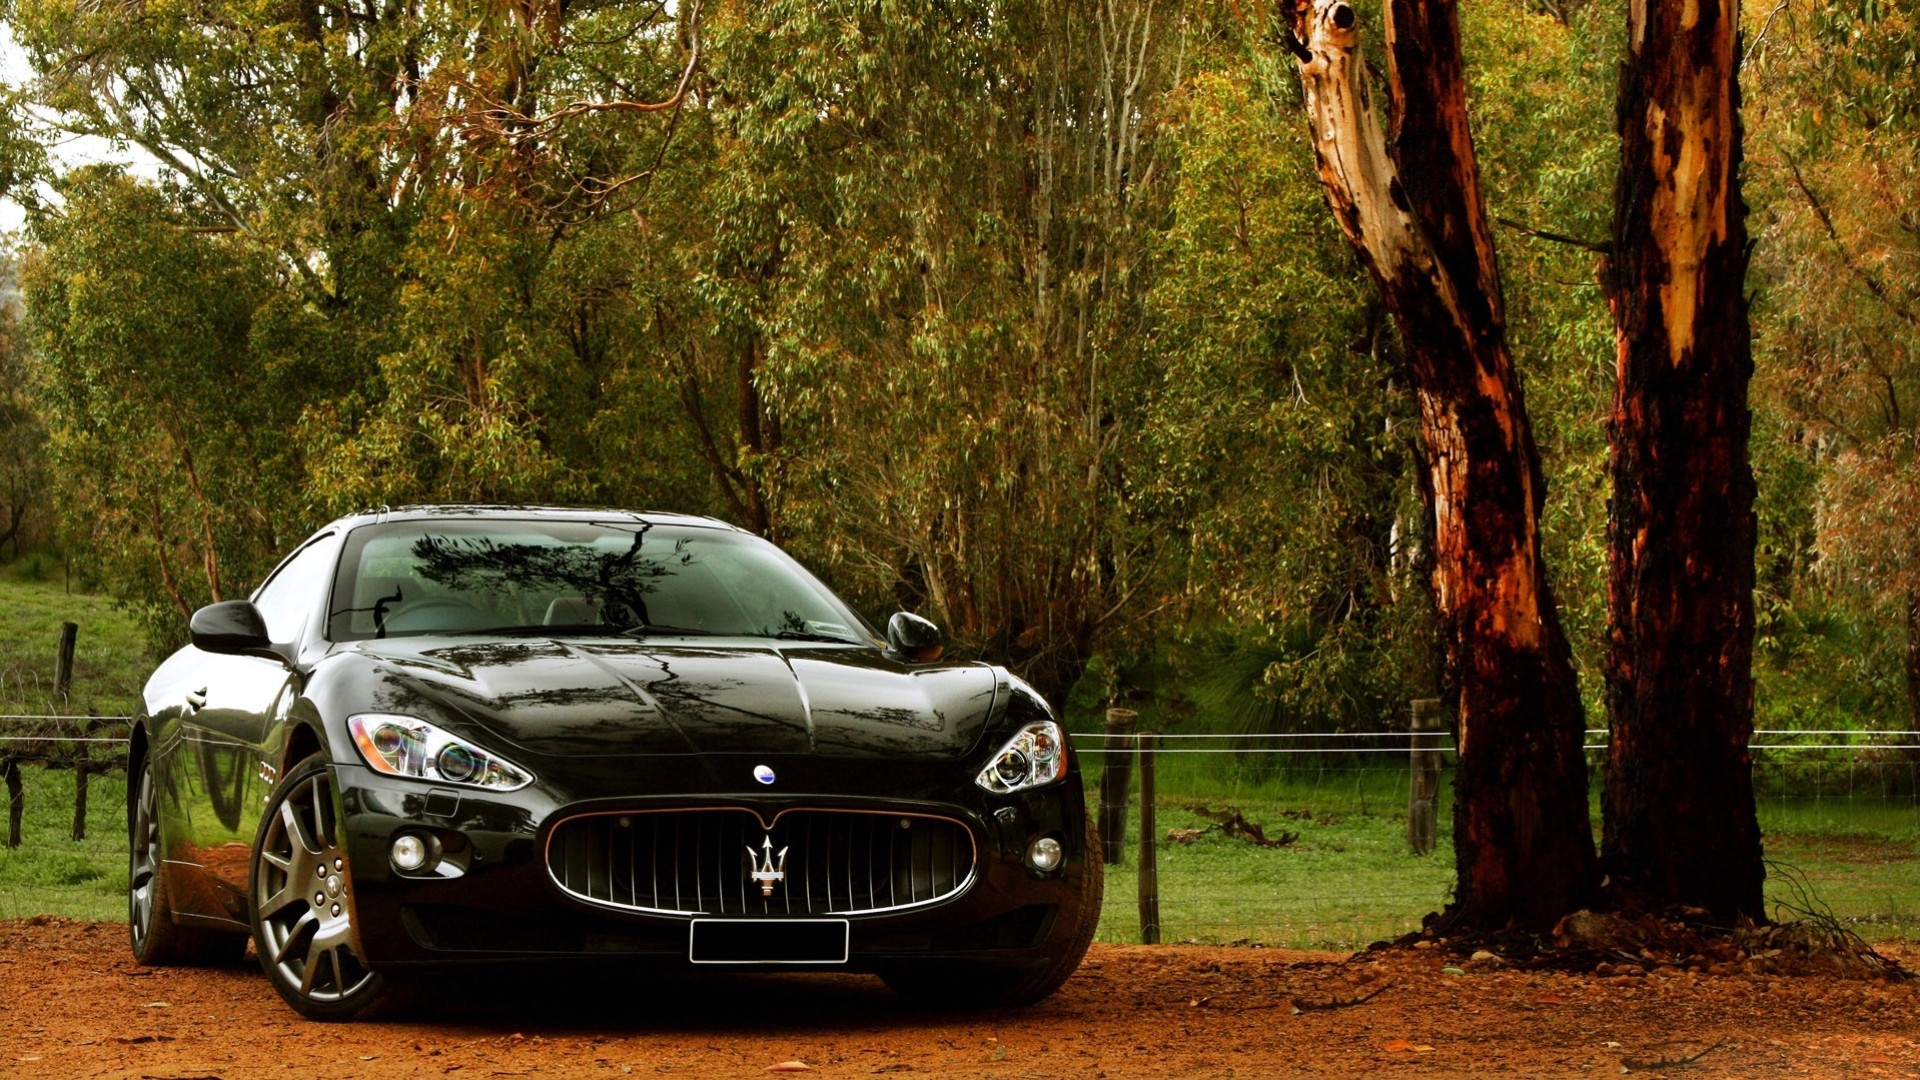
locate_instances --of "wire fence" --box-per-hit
[1070,729,1920,948]
[3,716,1916,945]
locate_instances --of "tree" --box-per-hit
[21,171,304,636]
[1600,0,1764,921]
[1145,68,1430,737]
[0,251,48,558]
[1749,0,1920,737]
[1283,0,1597,926]
[689,0,1182,707]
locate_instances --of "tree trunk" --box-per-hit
[1287,0,1596,927]
[1905,592,1920,740]
[1601,0,1763,921]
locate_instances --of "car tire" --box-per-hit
[128,755,247,966]
[249,752,422,1021]
[883,813,1104,1007]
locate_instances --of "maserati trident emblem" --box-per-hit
[752,764,776,785]
[747,835,789,897]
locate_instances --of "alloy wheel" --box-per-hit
[128,765,161,951]
[253,764,375,1004]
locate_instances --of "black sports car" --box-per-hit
[129,506,1101,1020]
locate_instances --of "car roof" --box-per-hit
[321,505,749,535]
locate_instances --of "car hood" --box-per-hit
[341,637,1003,760]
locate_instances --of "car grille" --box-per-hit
[545,808,977,917]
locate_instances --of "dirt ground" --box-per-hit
[3,917,1917,1079]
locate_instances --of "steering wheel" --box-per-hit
[380,598,492,634]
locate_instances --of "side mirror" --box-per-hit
[189,600,275,657]
[886,611,944,663]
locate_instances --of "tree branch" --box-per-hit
[1495,216,1610,254]
[1778,145,1920,328]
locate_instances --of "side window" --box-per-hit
[251,534,338,644]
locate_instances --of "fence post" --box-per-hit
[1408,698,1443,855]
[3,757,21,849]
[1099,708,1137,865]
[71,716,102,842]
[1137,731,1160,945]
[54,621,78,705]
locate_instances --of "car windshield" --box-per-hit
[326,518,876,644]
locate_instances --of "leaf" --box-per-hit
[1441,966,1467,976]
[1382,1039,1435,1053]
[768,1063,813,1073]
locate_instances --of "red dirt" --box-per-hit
[3,917,1917,1078]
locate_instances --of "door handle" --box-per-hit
[185,688,208,711]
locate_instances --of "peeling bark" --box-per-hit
[1288,0,1597,927]
[1602,0,1763,922]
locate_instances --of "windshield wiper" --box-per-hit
[772,630,862,645]
[619,624,723,638]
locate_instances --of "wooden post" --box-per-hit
[1408,698,1443,855]
[1099,708,1137,865]
[3,757,22,849]
[71,761,91,842]
[71,716,101,842]
[54,622,78,705]
[1137,731,1160,945]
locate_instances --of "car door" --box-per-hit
[175,532,338,921]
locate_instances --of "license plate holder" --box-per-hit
[688,919,850,964]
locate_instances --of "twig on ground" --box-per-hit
[1621,1040,1725,1071]
[1290,983,1393,1012]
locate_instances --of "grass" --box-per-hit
[0,581,1913,947]
[1085,754,1920,950]
[0,575,150,718]
[0,572,147,921]
[0,758,1915,946]
[0,763,129,921]
[1087,760,1457,949]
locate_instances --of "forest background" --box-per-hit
[0,0,1915,751]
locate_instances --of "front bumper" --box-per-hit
[331,756,1095,973]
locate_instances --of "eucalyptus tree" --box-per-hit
[1749,0,1920,733]
[0,252,46,558]
[1144,64,1427,731]
[691,0,1184,706]
[1600,0,1764,921]
[20,172,300,637]
[1281,0,1597,925]
[0,0,439,605]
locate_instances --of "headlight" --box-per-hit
[976,720,1067,794]
[347,714,532,792]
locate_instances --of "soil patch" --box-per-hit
[3,918,1916,1078]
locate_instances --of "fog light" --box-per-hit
[1026,834,1064,873]
[391,833,431,872]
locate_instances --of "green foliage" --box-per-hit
[1143,66,1429,721]
[0,0,1911,741]
[21,171,314,639]
[0,249,50,558]
[1746,0,1920,730]
[1463,0,1620,699]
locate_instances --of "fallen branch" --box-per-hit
[1622,1040,1724,1071]
[1179,805,1298,848]
[1291,982,1393,1012]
